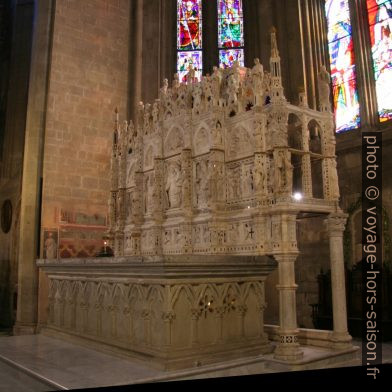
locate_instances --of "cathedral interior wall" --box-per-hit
[37,0,131,324]
[40,0,131,257]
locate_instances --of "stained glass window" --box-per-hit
[325,0,361,132]
[366,0,392,122]
[177,0,203,82]
[218,0,244,68]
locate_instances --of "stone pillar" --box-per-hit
[274,253,303,360]
[302,154,313,197]
[13,0,53,336]
[130,0,144,120]
[326,213,353,349]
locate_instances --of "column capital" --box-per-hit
[274,253,299,263]
[326,213,348,235]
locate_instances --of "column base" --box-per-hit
[274,343,304,361]
[330,331,353,350]
[13,322,37,336]
[274,334,303,361]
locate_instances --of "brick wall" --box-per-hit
[41,0,130,258]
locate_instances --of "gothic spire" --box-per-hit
[269,27,285,102]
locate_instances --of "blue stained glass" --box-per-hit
[367,0,392,121]
[177,51,203,82]
[219,49,244,68]
[218,0,244,68]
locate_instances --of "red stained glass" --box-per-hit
[366,0,392,121]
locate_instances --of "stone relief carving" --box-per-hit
[165,160,183,209]
[317,65,332,112]
[251,58,264,106]
[108,41,341,257]
[274,150,293,195]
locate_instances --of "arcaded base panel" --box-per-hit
[38,255,276,370]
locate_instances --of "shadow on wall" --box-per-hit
[264,215,330,329]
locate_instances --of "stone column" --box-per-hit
[326,213,353,349]
[13,0,54,336]
[302,154,313,197]
[274,253,303,360]
[130,0,144,120]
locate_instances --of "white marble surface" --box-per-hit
[0,335,390,390]
[0,360,53,392]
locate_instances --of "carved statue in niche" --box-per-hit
[251,58,264,106]
[317,65,331,112]
[212,121,223,146]
[186,64,196,85]
[211,66,222,106]
[243,166,253,195]
[192,84,202,115]
[172,73,180,90]
[253,159,266,194]
[195,160,209,206]
[274,150,293,194]
[242,69,254,107]
[227,61,241,105]
[201,75,213,106]
[45,232,57,259]
[165,160,182,208]
[228,167,241,200]
[159,79,169,105]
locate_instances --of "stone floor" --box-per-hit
[0,334,390,391]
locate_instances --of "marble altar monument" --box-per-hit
[38,29,352,369]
